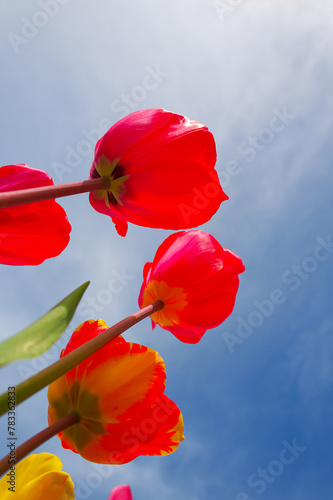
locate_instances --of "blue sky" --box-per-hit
[1,1,333,499]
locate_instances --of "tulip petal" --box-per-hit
[0,453,74,500]
[0,164,53,191]
[108,485,133,500]
[59,320,167,417]
[94,109,173,161]
[112,216,128,237]
[74,395,184,464]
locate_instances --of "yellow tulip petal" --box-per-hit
[75,342,166,423]
[0,453,74,500]
[141,280,188,327]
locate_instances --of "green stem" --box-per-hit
[0,176,110,208]
[0,411,79,478]
[0,300,163,417]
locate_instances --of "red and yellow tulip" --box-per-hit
[48,319,184,464]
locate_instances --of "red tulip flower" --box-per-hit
[48,319,184,465]
[138,230,245,343]
[0,164,71,265]
[89,109,227,236]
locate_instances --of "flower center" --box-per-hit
[49,381,106,451]
[141,280,188,327]
[92,155,129,206]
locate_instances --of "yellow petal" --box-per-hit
[78,342,166,423]
[141,280,188,327]
[0,453,74,500]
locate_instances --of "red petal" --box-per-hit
[112,216,128,237]
[0,163,53,190]
[0,202,71,266]
[75,395,184,464]
[94,109,174,162]
[62,319,114,355]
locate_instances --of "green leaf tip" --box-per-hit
[0,281,89,368]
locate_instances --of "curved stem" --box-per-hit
[0,300,164,417]
[0,411,79,478]
[0,176,110,208]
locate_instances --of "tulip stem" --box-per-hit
[0,300,164,417]
[0,411,80,478]
[0,176,110,208]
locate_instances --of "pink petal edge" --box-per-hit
[108,485,133,500]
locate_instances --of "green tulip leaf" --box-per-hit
[0,281,89,367]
